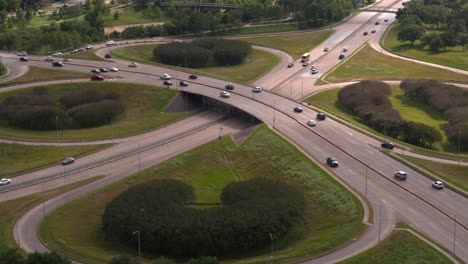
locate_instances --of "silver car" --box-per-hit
[0,178,11,185]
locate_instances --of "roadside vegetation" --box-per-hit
[39,126,364,264]
[0,62,6,77]
[111,44,279,84]
[0,82,188,142]
[0,67,90,87]
[396,154,468,192]
[389,0,468,70]
[304,84,467,154]
[383,26,468,70]
[0,176,103,252]
[322,45,468,84]
[340,230,452,264]
[241,30,333,59]
[0,143,108,176]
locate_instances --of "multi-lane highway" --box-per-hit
[1,0,468,262]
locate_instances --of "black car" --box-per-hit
[294,106,303,113]
[179,81,188,87]
[327,157,339,167]
[339,54,345,60]
[163,80,173,86]
[225,84,234,90]
[91,69,100,73]
[381,141,395,149]
[287,63,294,68]
[189,74,198,79]
[99,68,109,72]
[62,157,75,165]
[19,57,28,61]
[316,112,326,120]
[52,61,63,67]
[363,31,368,35]
[104,54,112,58]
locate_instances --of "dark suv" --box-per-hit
[381,141,395,149]
[327,157,339,167]
[316,113,326,120]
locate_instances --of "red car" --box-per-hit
[189,74,198,79]
[91,75,104,81]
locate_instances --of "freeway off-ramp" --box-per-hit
[1,0,468,262]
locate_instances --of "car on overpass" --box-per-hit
[163,80,173,86]
[161,74,171,80]
[252,86,262,93]
[394,171,407,180]
[294,106,303,113]
[307,120,316,127]
[220,91,230,98]
[179,81,188,87]
[62,157,75,165]
[432,180,444,189]
[225,84,235,90]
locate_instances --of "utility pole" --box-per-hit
[453,215,457,254]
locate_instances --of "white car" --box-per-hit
[86,45,94,49]
[432,180,444,189]
[311,68,318,74]
[53,52,62,56]
[161,74,171,80]
[106,40,115,46]
[342,47,348,52]
[220,91,230,98]
[302,62,308,67]
[252,86,262,93]
[128,62,138,67]
[17,51,28,56]
[0,178,11,185]
[109,67,119,72]
[307,120,316,127]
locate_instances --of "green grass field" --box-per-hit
[340,230,452,264]
[323,45,468,84]
[383,25,468,71]
[0,143,108,176]
[111,45,279,84]
[303,87,466,155]
[39,126,363,264]
[240,30,334,59]
[0,82,189,142]
[396,154,468,192]
[102,7,163,27]
[0,67,90,87]
[0,176,103,252]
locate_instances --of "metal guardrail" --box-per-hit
[160,2,240,9]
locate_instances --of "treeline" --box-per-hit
[153,39,251,68]
[0,87,123,130]
[401,80,468,151]
[396,0,468,50]
[0,0,107,52]
[0,249,70,264]
[338,81,442,148]
[103,178,305,257]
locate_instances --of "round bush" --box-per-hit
[68,100,124,128]
[102,178,305,257]
[153,43,212,68]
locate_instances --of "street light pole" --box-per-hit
[269,233,273,261]
[365,166,368,197]
[453,215,457,254]
[273,101,276,128]
[133,230,141,263]
[55,116,59,142]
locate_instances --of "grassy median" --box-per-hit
[323,45,468,84]
[0,67,90,87]
[340,230,452,264]
[0,82,188,142]
[111,45,280,84]
[39,126,364,264]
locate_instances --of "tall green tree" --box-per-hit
[398,24,425,45]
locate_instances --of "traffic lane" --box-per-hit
[14,116,251,254]
[275,121,468,261]
[0,110,223,196]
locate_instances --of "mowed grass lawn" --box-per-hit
[396,154,468,192]
[240,30,334,59]
[39,126,363,264]
[0,67,90,87]
[323,45,468,84]
[0,143,108,176]
[0,82,188,142]
[102,7,164,27]
[0,62,6,76]
[383,25,468,71]
[304,87,453,151]
[340,230,452,264]
[0,177,102,252]
[111,45,280,84]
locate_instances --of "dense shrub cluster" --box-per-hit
[338,81,442,148]
[401,80,468,151]
[153,39,251,68]
[0,87,124,130]
[102,178,305,257]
